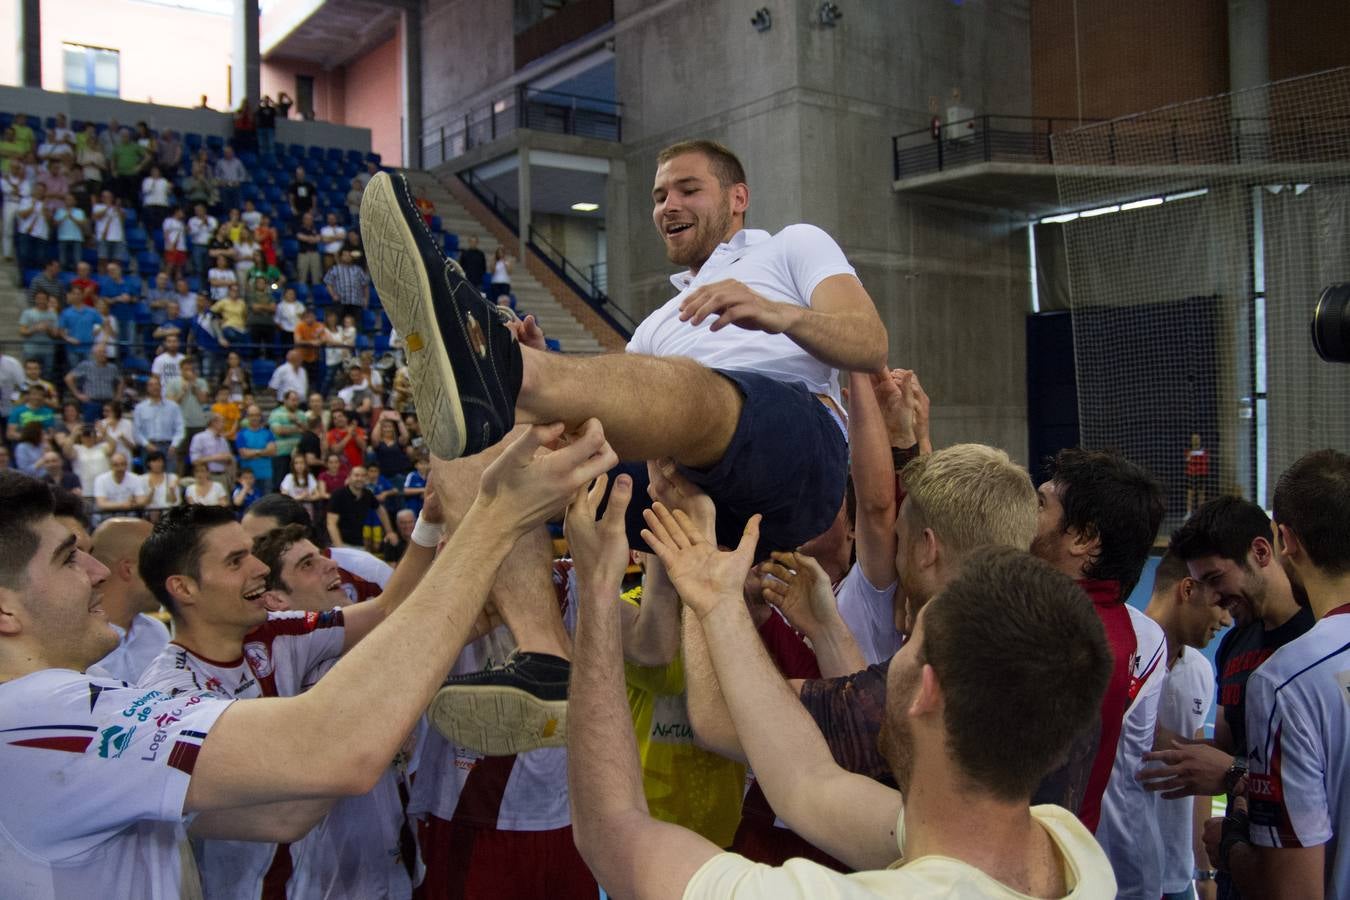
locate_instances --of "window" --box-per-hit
[63,44,120,98]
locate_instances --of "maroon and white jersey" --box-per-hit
[1245,603,1350,897]
[408,561,578,833]
[1094,606,1167,900]
[0,670,231,899]
[140,611,353,900]
[325,546,391,604]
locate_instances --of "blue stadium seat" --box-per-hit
[187,276,202,292]
[443,232,459,255]
[365,153,381,164]
[345,149,364,164]
[288,144,306,158]
[126,227,149,252]
[307,146,325,159]
[185,133,203,151]
[280,237,299,259]
[22,268,40,286]
[122,207,138,227]
[82,247,99,266]
[325,147,343,161]
[264,185,284,204]
[360,309,376,331]
[240,151,258,167]
[205,135,224,151]
[60,271,75,288]
[240,183,261,202]
[429,216,442,232]
[252,358,277,385]
[137,251,160,276]
[373,334,390,354]
[310,284,329,305]
[291,282,308,300]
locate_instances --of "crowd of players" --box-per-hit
[0,139,1345,900]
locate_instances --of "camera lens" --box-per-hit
[1312,283,1350,364]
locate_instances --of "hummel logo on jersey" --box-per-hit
[1193,698,1205,715]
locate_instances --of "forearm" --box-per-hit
[188,503,516,810]
[621,557,681,667]
[785,305,887,372]
[681,609,746,762]
[326,516,345,547]
[847,371,898,586]
[804,615,868,678]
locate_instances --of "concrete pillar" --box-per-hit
[1228,0,1269,157]
[401,7,423,169]
[19,0,41,88]
[232,0,261,112]
[604,159,629,311]
[517,146,532,247]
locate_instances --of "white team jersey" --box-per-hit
[627,225,857,402]
[328,545,393,601]
[1245,604,1350,898]
[140,610,358,900]
[0,669,231,900]
[1156,646,1215,893]
[1094,606,1167,900]
[408,562,579,832]
[89,612,172,684]
[834,562,901,666]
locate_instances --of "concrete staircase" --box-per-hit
[398,169,612,355]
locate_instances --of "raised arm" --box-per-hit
[184,421,618,813]
[644,503,905,872]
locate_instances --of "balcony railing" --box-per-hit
[892,113,1350,180]
[422,86,622,168]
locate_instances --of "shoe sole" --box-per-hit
[426,684,568,756]
[361,172,467,459]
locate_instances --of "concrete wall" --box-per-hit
[344,32,403,166]
[609,0,1035,460]
[261,56,347,123]
[420,0,516,138]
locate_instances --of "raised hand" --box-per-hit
[641,501,759,620]
[646,458,715,541]
[504,314,547,351]
[759,551,838,638]
[564,472,633,595]
[478,418,618,535]
[677,279,800,335]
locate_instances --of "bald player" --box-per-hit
[88,517,169,683]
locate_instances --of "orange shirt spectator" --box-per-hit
[293,314,325,364]
[211,397,242,438]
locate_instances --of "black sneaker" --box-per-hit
[360,171,522,460]
[426,652,570,755]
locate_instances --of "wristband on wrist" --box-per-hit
[891,444,920,470]
[1217,807,1251,872]
[1193,868,1217,882]
[410,515,445,548]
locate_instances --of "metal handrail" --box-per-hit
[421,85,622,168]
[527,224,635,336]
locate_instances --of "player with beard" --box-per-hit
[361,140,886,750]
[565,473,1116,897]
[1138,496,1312,900]
[135,494,446,899]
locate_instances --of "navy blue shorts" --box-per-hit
[610,368,848,560]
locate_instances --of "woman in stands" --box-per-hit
[370,415,411,479]
[184,459,229,506]
[279,453,327,520]
[217,350,252,402]
[490,246,512,302]
[64,423,115,494]
[142,449,180,522]
[99,401,137,461]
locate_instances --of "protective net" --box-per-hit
[1051,66,1350,529]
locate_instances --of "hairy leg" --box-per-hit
[516,348,740,470]
[431,435,570,659]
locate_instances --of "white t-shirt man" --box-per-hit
[627,225,857,403]
[0,670,231,899]
[92,202,125,243]
[162,216,187,253]
[142,176,172,207]
[268,363,308,401]
[319,224,347,255]
[684,804,1116,898]
[17,196,50,240]
[207,267,237,301]
[152,351,186,392]
[93,470,147,507]
[1156,646,1215,895]
[89,613,173,684]
[1245,604,1350,898]
[834,562,902,666]
[1094,607,1168,900]
[188,214,218,247]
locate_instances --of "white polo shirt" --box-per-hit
[627,225,858,402]
[1156,646,1214,893]
[89,613,173,685]
[1245,604,1350,898]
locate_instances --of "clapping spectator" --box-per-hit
[162,206,188,280]
[53,192,89,272]
[2,158,31,261]
[64,423,114,493]
[92,190,128,271]
[15,182,52,270]
[217,351,251,403]
[187,203,218,276]
[140,165,173,234]
[325,408,365,470]
[233,228,260,282]
[99,400,137,460]
[182,161,216,212]
[19,290,61,376]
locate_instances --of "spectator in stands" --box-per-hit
[294,210,322,284]
[212,283,248,348]
[15,182,52,270]
[232,100,256,152]
[19,358,58,408]
[53,192,88,271]
[489,245,513,302]
[233,227,260,282]
[150,332,186,394]
[213,144,248,213]
[337,365,375,423]
[50,401,84,443]
[356,158,379,189]
[37,161,71,213]
[277,91,294,119]
[182,161,216,212]
[232,467,263,511]
[91,190,127,272]
[210,220,237,262]
[63,423,112,492]
[318,450,346,495]
[187,203,217,276]
[184,459,229,506]
[35,448,81,494]
[70,260,98,305]
[268,347,308,400]
[280,453,326,513]
[297,398,326,468]
[325,309,353,370]
[327,462,396,552]
[268,388,305,486]
[59,287,103,367]
[132,122,157,162]
[19,290,60,376]
[75,126,105,205]
[142,449,180,521]
[255,96,278,157]
[345,177,364,225]
[99,261,137,345]
[139,165,172,234]
[245,275,278,348]
[273,286,303,346]
[170,357,211,453]
[93,451,148,519]
[99,400,137,461]
[401,453,429,517]
[370,413,411,479]
[174,276,200,317]
[288,165,317,218]
[145,272,175,325]
[342,230,365,269]
[6,382,55,440]
[458,235,487,290]
[241,198,262,231]
[151,299,192,348]
[319,211,346,258]
[256,213,279,267]
[326,408,366,470]
[293,306,325,389]
[161,206,188,280]
[324,249,370,322]
[235,403,276,492]
[133,374,185,469]
[246,249,282,290]
[109,129,149,207]
[156,128,183,179]
[27,258,63,304]
[217,351,251,403]
[2,158,30,261]
[62,340,118,422]
[2,120,29,159]
[207,252,236,302]
[188,412,235,482]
